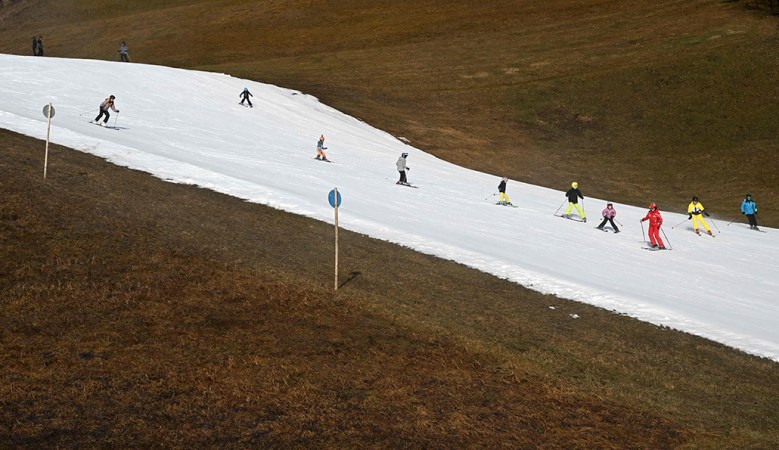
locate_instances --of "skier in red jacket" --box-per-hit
[640,203,665,249]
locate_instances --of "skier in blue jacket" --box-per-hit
[740,194,759,230]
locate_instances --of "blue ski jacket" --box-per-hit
[741,199,757,215]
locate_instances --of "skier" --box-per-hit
[92,95,119,125]
[640,203,665,249]
[687,196,712,235]
[396,153,410,185]
[595,202,619,233]
[239,87,253,107]
[315,135,329,161]
[118,41,131,62]
[36,36,43,56]
[741,194,759,230]
[32,36,38,56]
[563,182,586,222]
[497,177,512,206]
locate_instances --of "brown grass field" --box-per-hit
[1,0,779,447]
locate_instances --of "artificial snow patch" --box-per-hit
[569,314,580,319]
[1,53,778,361]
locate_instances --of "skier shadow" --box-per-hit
[105,126,130,130]
[339,271,362,289]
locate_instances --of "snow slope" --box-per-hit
[2,54,778,361]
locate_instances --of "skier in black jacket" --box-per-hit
[239,87,253,107]
[563,182,586,222]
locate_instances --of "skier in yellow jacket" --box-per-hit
[687,196,712,235]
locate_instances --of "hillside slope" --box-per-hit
[1,0,777,224]
[3,126,779,447]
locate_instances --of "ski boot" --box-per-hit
[583,217,587,223]
[695,229,700,235]
[707,230,712,235]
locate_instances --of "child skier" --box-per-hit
[92,95,119,125]
[497,177,512,206]
[687,196,712,235]
[596,202,619,233]
[239,87,253,107]
[315,135,329,161]
[741,194,759,230]
[396,153,410,185]
[563,182,586,222]
[640,203,665,249]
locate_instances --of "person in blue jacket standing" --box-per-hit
[741,194,759,230]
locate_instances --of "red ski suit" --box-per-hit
[641,209,665,248]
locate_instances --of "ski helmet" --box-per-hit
[746,194,752,199]
[401,152,408,157]
[692,196,699,202]
[109,95,115,99]
[571,182,578,189]
[502,176,508,182]
[649,202,657,209]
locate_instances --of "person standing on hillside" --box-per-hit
[641,203,665,249]
[497,177,512,206]
[239,87,253,107]
[32,36,38,56]
[315,135,329,161]
[396,153,410,185]
[118,41,131,62]
[36,36,43,56]
[740,194,759,230]
[563,182,586,222]
[687,196,712,235]
[596,202,619,233]
[92,95,119,125]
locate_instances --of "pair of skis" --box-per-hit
[89,121,122,130]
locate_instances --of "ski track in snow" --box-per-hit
[2,54,778,361]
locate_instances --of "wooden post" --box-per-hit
[44,103,52,179]
[334,187,339,291]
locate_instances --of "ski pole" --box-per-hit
[709,216,721,233]
[670,217,689,229]
[614,218,624,227]
[660,226,672,250]
[113,112,119,128]
[553,200,566,216]
[726,216,740,227]
[485,191,497,201]
[640,220,646,243]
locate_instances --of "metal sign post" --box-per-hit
[328,188,342,291]
[42,104,55,179]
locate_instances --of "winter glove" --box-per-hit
[704,211,710,217]
[742,212,745,215]
[688,214,692,219]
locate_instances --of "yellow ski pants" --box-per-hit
[499,192,510,204]
[565,202,586,218]
[692,215,710,232]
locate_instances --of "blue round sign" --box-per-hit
[328,189,342,208]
